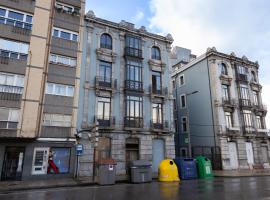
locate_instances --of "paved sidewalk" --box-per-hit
[214,169,270,177]
[0,177,95,193]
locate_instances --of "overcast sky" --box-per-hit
[86,0,270,128]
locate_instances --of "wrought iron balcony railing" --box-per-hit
[124,47,143,58]
[150,120,169,130]
[125,80,143,92]
[124,116,143,128]
[95,76,116,89]
[95,115,115,128]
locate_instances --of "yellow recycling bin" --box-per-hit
[158,159,180,182]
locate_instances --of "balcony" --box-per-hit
[95,116,115,129]
[239,99,252,108]
[95,76,116,91]
[149,85,168,98]
[125,80,143,92]
[150,120,169,132]
[255,128,269,138]
[0,0,35,13]
[0,22,31,43]
[41,126,71,138]
[0,56,27,75]
[124,47,143,59]
[243,126,255,136]
[0,85,23,101]
[253,103,267,115]
[222,98,237,108]
[225,126,241,136]
[124,117,143,129]
[236,73,248,82]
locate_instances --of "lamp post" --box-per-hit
[186,90,199,157]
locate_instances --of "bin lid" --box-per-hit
[130,160,151,167]
[97,158,116,165]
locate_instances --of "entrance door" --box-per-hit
[261,146,269,163]
[1,147,25,181]
[228,142,239,169]
[246,142,254,165]
[32,148,49,175]
[152,139,165,173]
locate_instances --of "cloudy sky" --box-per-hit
[86,0,270,128]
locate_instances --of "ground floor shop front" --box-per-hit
[0,139,76,181]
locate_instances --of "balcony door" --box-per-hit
[97,97,111,126]
[99,61,112,87]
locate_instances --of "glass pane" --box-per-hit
[53,29,59,37]
[0,8,6,17]
[16,76,24,87]
[70,59,76,67]
[10,52,19,59]
[6,75,14,85]
[97,101,103,117]
[67,86,74,96]
[15,21,23,28]
[26,15,32,23]
[0,108,9,121]
[60,31,71,40]
[50,148,70,173]
[9,109,19,121]
[6,19,15,26]
[72,34,78,41]
[46,83,54,94]
[0,74,5,84]
[0,17,5,24]
[104,103,110,118]
[8,11,24,21]
[50,54,57,63]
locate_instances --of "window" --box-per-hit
[181,117,188,132]
[52,27,78,41]
[32,147,70,175]
[180,75,185,86]
[152,71,161,94]
[97,97,111,120]
[251,71,257,82]
[55,2,75,13]
[0,108,19,129]
[43,114,72,127]
[237,65,248,75]
[0,73,24,94]
[180,94,186,108]
[151,46,161,60]
[222,84,229,101]
[219,63,227,75]
[152,103,163,124]
[0,6,33,30]
[46,83,74,97]
[253,91,259,106]
[256,116,263,129]
[239,84,250,106]
[126,60,142,90]
[225,112,233,128]
[125,95,143,127]
[100,33,112,50]
[125,35,142,57]
[48,148,70,174]
[242,110,253,128]
[49,54,76,67]
[0,39,29,60]
[99,61,112,85]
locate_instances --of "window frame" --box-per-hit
[100,33,112,50]
[52,27,78,41]
[45,82,74,97]
[179,74,185,87]
[152,102,163,124]
[43,113,72,127]
[49,54,76,67]
[151,46,161,60]
[180,94,186,108]
[181,116,188,133]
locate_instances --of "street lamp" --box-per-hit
[186,90,199,157]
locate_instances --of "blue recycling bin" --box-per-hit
[174,158,198,180]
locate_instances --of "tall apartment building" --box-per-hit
[0,0,84,181]
[77,11,175,179]
[172,47,269,170]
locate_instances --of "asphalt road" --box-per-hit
[1,177,270,200]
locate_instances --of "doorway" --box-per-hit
[246,142,254,165]
[1,147,25,181]
[261,146,269,163]
[152,139,165,173]
[228,142,239,169]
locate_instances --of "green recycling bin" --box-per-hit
[196,156,213,179]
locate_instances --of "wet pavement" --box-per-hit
[1,177,270,200]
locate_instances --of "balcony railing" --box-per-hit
[242,125,255,135]
[124,117,143,128]
[0,121,18,129]
[124,47,143,58]
[95,76,116,89]
[95,116,115,128]
[0,50,28,61]
[0,85,23,101]
[149,85,168,96]
[222,98,237,107]
[236,73,248,82]
[125,80,143,92]
[253,103,267,112]
[239,99,252,107]
[150,120,169,130]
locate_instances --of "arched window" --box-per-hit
[219,63,228,75]
[100,33,112,50]
[251,71,257,82]
[151,46,161,60]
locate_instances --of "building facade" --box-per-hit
[0,0,84,180]
[172,47,269,170]
[77,11,176,179]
